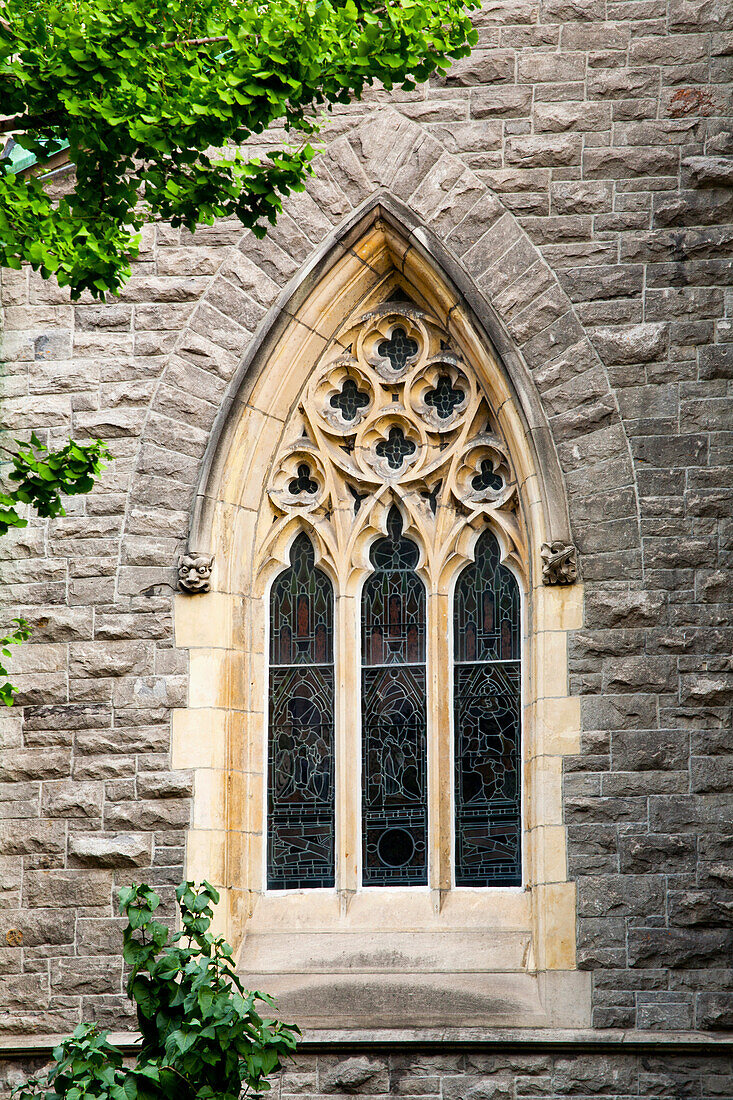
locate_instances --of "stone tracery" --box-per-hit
[263,303,526,583]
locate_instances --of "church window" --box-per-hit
[453,529,521,886]
[267,533,335,889]
[264,304,525,893]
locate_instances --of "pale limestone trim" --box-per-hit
[172,215,589,1027]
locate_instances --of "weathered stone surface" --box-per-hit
[23,870,112,909]
[628,928,733,968]
[619,834,697,874]
[590,323,667,365]
[1,0,732,1054]
[321,1058,387,1093]
[67,833,152,868]
[697,992,733,1029]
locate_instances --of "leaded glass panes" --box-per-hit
[268,533,335,889]
[453,529,521,886]
[361,508,427,885]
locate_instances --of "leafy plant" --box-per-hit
[0,432,111,535]
[12,881,299,1100]
[0,616,32,705]
[0,0,478,298]
[0,432,111,702]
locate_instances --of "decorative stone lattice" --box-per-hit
[264,305,525,584]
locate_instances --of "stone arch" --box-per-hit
[121,106,640,590]
[118,105,645,1028]
[166,145,605,1029]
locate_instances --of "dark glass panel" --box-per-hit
[425,374,465,419]
[453,530,520,664]
[268,533,334,889]
[330,378,369,421]
[471,459,504,494]
[362,667,427,885]
[378,327,418,372]
[288,463,318,496]
[453,529,521,887]
[361,508,427,885]
[375,426,416,471]
[270,533,333,667]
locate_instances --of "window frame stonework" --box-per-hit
[260,296,527,900]
[172,211,589,1029]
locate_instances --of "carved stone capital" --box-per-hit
[178,552,214,593]
[541,541,578,585]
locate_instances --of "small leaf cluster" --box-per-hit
[0,432,112,536]
[13,881,299,1100]
[11,1027,128,1100]
[0,432,111,702]
[0,616,32,706]
[0,0,478,298]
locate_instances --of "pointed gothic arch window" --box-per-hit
[181,222,585,1026]
[263,300,526,893]
[268,532,335,889]
[361,507,428,886]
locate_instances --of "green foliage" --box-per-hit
[0,616,32,705]
[0,432,111,702]
[0,0,478,298]
[0,432,112,536]
[12,881,299,1100]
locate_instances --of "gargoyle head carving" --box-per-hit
[178,552,214,593]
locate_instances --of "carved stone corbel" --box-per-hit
[178,552,214,593]
[541,541,578,585]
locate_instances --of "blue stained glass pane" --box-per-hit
[268,533,335,889]
[361,508,427,886]
[454,529,521,887]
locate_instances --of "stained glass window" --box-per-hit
[453,529,521,886]
[361,507,427,885]
[268,533,335,889]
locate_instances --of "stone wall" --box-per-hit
[1,0,732,1088]
[2,1045,733,1100]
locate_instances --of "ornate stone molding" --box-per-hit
[261,304,526,586]
[541,541,578,586]
[178,552,214,593]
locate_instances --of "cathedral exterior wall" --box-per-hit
[1,0,731,1090]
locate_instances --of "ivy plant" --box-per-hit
[0,432,111,703]
[0,0,478,299]
[12,881,298,1100]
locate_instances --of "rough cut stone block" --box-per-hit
[23,870,112,909]
[628,928,733,968]
[697,992,733,1029]
[68,833,152,868]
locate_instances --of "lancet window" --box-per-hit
[264,301,526,892]
[361,507,428,885]
[267,533,335,889]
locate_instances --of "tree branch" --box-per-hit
[159,35,229,49]
[0,114,62,136]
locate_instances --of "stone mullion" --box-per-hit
[335,591,359,902]
[428,585,452,905]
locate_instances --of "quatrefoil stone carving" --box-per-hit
[265,303,526,577]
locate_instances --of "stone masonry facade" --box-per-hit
[1,0,732,1092]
